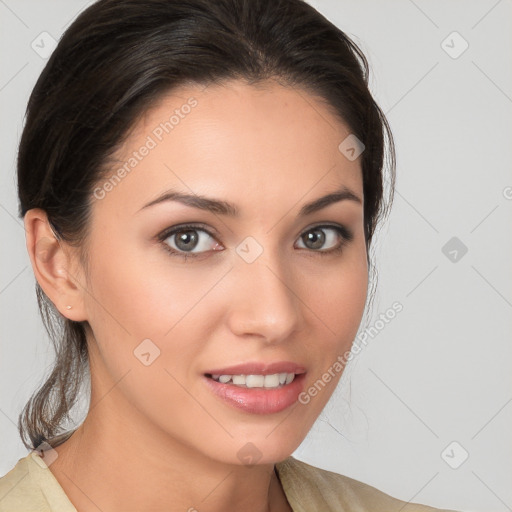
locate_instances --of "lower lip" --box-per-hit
[203,373,306,414]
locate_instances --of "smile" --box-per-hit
[206,372,296,388]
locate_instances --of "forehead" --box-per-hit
[94,79,363,217]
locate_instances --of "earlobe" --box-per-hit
[24,208,87,321]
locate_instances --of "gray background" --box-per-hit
[1,1,511,511]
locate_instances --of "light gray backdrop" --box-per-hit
[1,1,511,511]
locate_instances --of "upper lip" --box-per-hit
[204,361,306,376]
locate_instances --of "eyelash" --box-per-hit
[156,223,353,261]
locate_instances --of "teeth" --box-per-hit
[264,374,280,387]
[210,372,296,388]
[232,375,246,385]
[246,375,265,388]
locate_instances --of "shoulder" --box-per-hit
[0,455,46,511]
[0,453,76,512]
[275,456,459,512]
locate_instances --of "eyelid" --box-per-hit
[156,222,217,242]
[301,221,353,242]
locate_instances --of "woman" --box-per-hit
[0,0,458,510]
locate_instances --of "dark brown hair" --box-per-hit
[17,0,395,450]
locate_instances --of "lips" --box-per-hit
[204,361,306,376]
[203,371,307,414]
[202,361,307,414]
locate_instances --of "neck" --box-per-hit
[47,394,291,512]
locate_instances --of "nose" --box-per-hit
[226,248,302,344]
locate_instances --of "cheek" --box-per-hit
[82,240,213,419]
[292,252,367,422]
[310,246,368,349]
[84,234,192,336]
[82,235,225,374]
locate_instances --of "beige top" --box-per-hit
[0,434,458,512]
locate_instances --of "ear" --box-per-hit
[24,208,88,322]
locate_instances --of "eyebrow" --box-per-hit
[139,186,361,217]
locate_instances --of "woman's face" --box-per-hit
[78,79,368,465]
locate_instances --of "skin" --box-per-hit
[25,79,368,512]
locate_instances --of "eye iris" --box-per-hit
[303,228,325,250]
[175,230,198,251]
